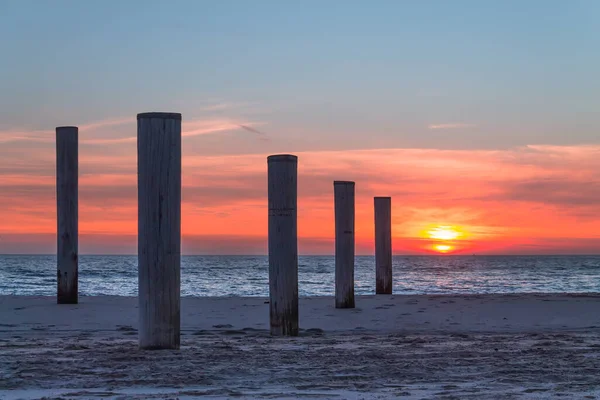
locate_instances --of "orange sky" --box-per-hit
[1,1,599,255]
[1,122,599,254]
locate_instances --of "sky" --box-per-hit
[0,0,599,255]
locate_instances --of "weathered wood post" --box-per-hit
[56,126,78,304]
[137,112,182,350]
[267,154,299,336]
[374,197,392,294]
[334,181,355,308]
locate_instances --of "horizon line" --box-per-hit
[1,253,599,257]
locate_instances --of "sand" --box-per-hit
[2,294,600,399]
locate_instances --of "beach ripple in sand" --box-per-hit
[2,332,600,399]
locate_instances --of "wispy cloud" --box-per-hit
[0,116,134,144]
[200,103,237,112]
[428,123,476,130]
[81,136,137,145]
[199,103,240,112]
[238,124,269,141]
[82,119,267,144]
[182,119,253,138]
[1,117,267,145]
[199,101,259,113]
[0,130,53,144]
[79,117,133,131]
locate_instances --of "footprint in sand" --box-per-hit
[523,388,549,393]
[212,324,234,329]
[116,325,136,332]
[192,330,214,336]
[242,327,263,332]
[31,326,48,331]
[220,330,246,336]
[300,328,324,337]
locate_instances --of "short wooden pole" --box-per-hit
[137,112,182,350]
[56,126,78,304]
[374,197,392,294]
[267,154,299,336]
[334,181,355,308]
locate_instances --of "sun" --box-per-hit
[420,225,468,254]
[433,244,452,253]
[427,225,463,241]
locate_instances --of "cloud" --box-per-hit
[0,129,53,144]
[78,119,255,145]
[1,143,599,254]
[182,119,263,138]
[238,124,269,141]
[200,103,235,112]
[0,117,134,144]
[428,123,476,130]
[76,119,267,144]
[82,136,137,145]
[78,117,133,131]
[0,115,266,145]
[199,102,254,112]
[489,179,600,206]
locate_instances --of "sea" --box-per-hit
[1,255,599,297]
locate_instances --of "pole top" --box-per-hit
[267,154,298,163]
[334,180,355,186]
[374,196,391,200]
[56,126,78,131]
[137,112,182,120]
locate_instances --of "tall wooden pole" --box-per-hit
[334,181,355,308]
[267,154,299,336]
[56,126,78,304]
[137,112,181,350]
[374,197,392,294]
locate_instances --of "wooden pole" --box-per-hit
[137,112,182,350]
[267,154,299,336]
[374,197,392,294]
[334,181,355,308]
[56,126,78,304]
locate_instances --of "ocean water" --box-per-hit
[0,255,599,297]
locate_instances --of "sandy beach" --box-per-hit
[2,294,600,399]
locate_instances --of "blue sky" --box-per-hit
[1,0,598,154]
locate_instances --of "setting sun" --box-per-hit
[433,244,453,253]
[427,226,463,241]
[420,225,468,253]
